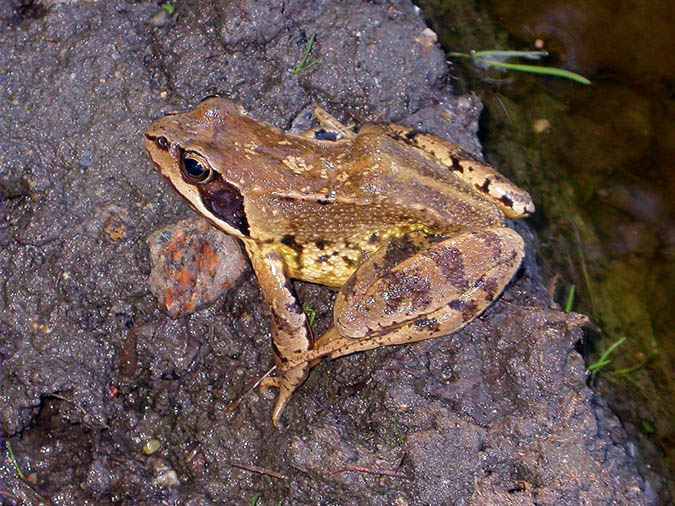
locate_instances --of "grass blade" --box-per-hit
[480,60,591,85]
[564,284,576,313]
[587,336,626,375]
[6,442,26,480]
[472,50,548,61]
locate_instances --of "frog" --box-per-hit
[144,97,535,426]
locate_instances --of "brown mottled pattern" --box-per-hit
[340,267,360,296]
[413,317,440,333]
[146,97,532,425]
[421,246,468,290]
[341,256,356,267]
[500,194,514,208]
[477,230,503,261]
[448,298,479,322]
[382,234,425,271]
[375,123,533,219]
[280,234,301,251]
[477,178,491,193]
[381,269,433,316]
[482,277,499,301]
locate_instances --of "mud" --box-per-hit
[0,0,654,504]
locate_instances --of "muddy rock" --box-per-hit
[0,0,654,504]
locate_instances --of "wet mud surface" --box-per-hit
[0,0,656,504]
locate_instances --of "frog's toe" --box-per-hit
[258,364,309,427]
[259,376,281,392]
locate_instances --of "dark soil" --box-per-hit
[0,0,656,504]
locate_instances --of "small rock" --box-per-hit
[416,27,438,48]
[104,214,128,241]
[147,218,248,317]
[143,438,161,455]
[150,457,180,488]
[79,150,94,169]
[533,118,551,133]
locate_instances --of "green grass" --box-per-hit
[587,336,626,375]
[640,419,656,435]
[449,50,591,85]
[162,2,175,15]
[613,353,653,376]
[292,33,320,76]
[564,284,576,313]
[6,441,26,480]
[302,303,317,328]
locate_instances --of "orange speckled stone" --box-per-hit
[147,218,248,317]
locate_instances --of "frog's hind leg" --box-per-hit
[286,227,524,368]
[386,124,534,219]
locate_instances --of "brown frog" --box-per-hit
[144,97,534,426]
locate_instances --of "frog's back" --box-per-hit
[339,128,505,231]
[246,129,505,287]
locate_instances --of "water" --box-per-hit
[419,0,675,496]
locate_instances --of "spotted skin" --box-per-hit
[285,226,524,368]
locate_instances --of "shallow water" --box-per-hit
[420,0,675,496]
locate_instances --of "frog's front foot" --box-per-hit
[259,363,309,427]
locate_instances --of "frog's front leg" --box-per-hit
[243,241,310,426]
[286,227,524,368]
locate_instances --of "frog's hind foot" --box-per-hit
[259,363,309,427]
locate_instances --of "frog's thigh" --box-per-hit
[334,227,524,340]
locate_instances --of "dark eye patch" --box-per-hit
[198,178,250,236]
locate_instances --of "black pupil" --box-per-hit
[157,136,169,149]
[184,157,208,179]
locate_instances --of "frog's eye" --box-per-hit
[181,152,213,184]
[156,136,170,150]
